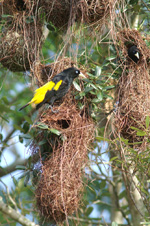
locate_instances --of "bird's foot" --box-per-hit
[48,105,59,113]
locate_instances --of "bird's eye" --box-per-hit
[75,70,79,74]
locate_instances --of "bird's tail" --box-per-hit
[19,103,30,111]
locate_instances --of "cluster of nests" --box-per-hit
[112,29,150,149]
[0,0,116,224]
[0,0,114,72]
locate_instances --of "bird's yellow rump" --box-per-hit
[29,80,62,105]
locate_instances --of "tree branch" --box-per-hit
[0,196,39,226]
[0,158,29,177]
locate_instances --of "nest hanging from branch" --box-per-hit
[39,0,114,31]
[0,0,43,72]
[76,0,112,30]
[29,63,94,224]
[40,0,72,30]
[35,99,94,223]
[113,29,150,145]
[116,29,150,66]
[1,0,38,15]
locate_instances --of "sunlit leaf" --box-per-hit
[73,81,81,91]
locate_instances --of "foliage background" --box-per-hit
[0,0,150,226]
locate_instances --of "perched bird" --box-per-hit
[128,45,140,63]
[19,67,81,112]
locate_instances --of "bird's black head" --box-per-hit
[128,45,140,63]
[63,67,80,78]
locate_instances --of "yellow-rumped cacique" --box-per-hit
[19,67,81,112]
[128,45,140,63]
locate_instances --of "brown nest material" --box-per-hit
[34,97,94,223]
[76,0,113,30]
[116,29,150,66]
[0,0,38,15]
[0,0,43,72]
[40,0,73,30]
[114,29,150,144]
[40,0,113,31]
[0,16,43,72]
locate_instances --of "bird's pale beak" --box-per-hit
[79,72,86,78]
[135,52,139,59]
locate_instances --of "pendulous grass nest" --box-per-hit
[39,0,114,31]
[113,29,150,145]
[0,0,43,72]
[35,99,94,223]
[30,64,94,224]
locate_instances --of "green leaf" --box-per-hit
[146,116,150,129]
[112,222,118,226]
[14,124,25,133]
[23,122,30,133]
[85,206,93,216]
[92,98,101,103]
[16,165,26,170]
[19,134,31,139]
[119,190,126,199]
[96,136,110,142]
[0,133,3,141]
[84,87,94,93]
[136,131,146,136]
[106,56,116,61]
[104,85,115,90]
[99,180,106,189]
[37,122,49,130]
[24,172,30,187]
[95,66,102,77]
[91,84,98,90]
[49,128,61,136]
[0,114,9,122]
[19,135,24,143]
[2,96,9,105]
[110,156,118,162]
[73,81,81,91]
[0,104,13,113]
[38,139,47,145]
[97,92,103,101]
[24,116,33,125]
[130,126,142,132]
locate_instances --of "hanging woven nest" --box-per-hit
[0,0,37,15]
[39,0,114,31]
[0,0,43,72]
[29,64,94,223]
[76,0,113,30]
[116,29,150,66]
[35,99,94,223]
[114,29,150,145]
[39,0,73,30]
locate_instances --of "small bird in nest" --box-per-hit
[19,67,82,112]
[128,45,140,63]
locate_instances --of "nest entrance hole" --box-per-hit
[57,119,71,129]
[15,0,26,11]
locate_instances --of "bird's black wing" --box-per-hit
[36,74,70,109]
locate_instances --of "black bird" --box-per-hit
[128,45,140,63]
[19,67,81,112]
